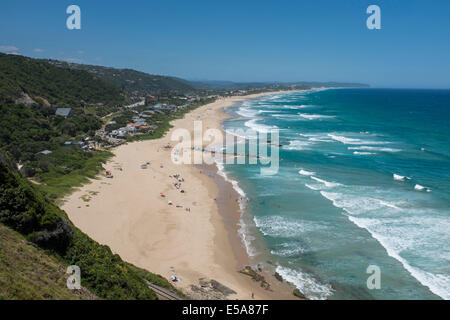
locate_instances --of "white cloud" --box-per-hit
[33,48,45,53]
[77,50,85,54]
[0,45,19,53]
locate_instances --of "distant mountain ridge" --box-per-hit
[191,80,370,90]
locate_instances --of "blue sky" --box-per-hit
[1,0,449,88]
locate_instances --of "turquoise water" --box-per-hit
[220,89,450,300]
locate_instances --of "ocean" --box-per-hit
[219,88,450,300]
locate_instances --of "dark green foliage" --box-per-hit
[0,53,124,106]
[0,151,180,299]
[64,231,156,300]
[0,155,72,250]
[0,103,102,163]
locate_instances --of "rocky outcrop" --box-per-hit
[239,266,271,290]
[188,278,237,300]
[14,92,35,106]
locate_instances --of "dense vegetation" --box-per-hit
[0,103,101,161]
[0,53,124,107]
[0,151,182,299]
[0,100,115,199]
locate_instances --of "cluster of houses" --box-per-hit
[97,102,190,143]
[36,137,96,157]
[50,98,206,149]
[63,138,97,151]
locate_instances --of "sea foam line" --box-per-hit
[310,176,342,188]
[244,119,279,133]
[328,134,386,145]
[299,113,335,120]
[215,161,256,257]
[349,146,401,152]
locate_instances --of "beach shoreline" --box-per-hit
[62,90,300,300]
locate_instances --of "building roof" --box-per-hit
[55,108,72,117]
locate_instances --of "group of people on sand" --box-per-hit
[161,173,190,212]
[171,174,185,192]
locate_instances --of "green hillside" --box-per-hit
[0,224,97,300]
[0,53,124,107]
[0,151,183,300]
[0,53,127,200]
[47,60,195,95]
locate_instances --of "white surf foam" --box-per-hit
[299,133,333,143]
[377,200,401,210]
[299,169,315,176]
[215,161,256,256]
[236,106,258,118]
[275,265,333,300]
[283,140,311,150]
[310,176,342,188]
[328,134,386,145]
[254,215,327,238]
[271,242,307,257]
[318,188,450,299]
[284,104,314,109]
[320,191,392,215]
[414,184,431,192]
[353,151,376,155]
[257,109,278,114]
[271,113,301,120]
[349,146,401,152]
[305,183,321,191]
[299,113,334,120]
[348,216,450,300]
[244,119,278,133]
[393,174,411,181]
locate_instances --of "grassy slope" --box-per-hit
[35,149,113,201]
[0,224,97,300]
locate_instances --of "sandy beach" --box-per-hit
[62,91,297,300]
